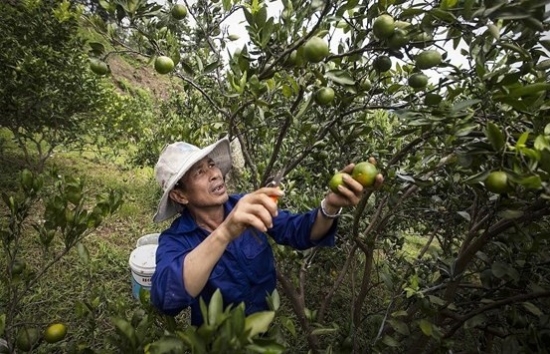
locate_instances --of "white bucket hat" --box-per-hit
[153,137,232,222]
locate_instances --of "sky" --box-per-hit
[169,0,550,82]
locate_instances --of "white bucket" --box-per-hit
[129,243,158,300]
[136,232,160,248]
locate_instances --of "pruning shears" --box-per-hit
[265,169,285,203]
[249,170,285,243]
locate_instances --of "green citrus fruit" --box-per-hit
[412,32,434,48]
[388,28,408,50]
[351,162,378,187]
[415,50,442,69]
[328,172,348,193]
[424,93,443,106]
[89,59,109,76]
[373,14,395,39]
[171,4,187,20]
[11,258,26,276]
[16,328,41,352]
[44,323,67,344]
[485,171,510,193]
[303,36,329,63]
[315,87,335,105]
[360,78,372,91]
[154,56,175,75]
[286,50,304,67]
[485,171,510,194]
[408,73,428,89]
[373,55,392,72]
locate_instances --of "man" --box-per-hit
[150,137,383,325]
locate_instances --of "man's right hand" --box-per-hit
[218,187,284,242]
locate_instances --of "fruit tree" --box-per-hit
[87,0,550,352]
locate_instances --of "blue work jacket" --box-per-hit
[150,194,337,325]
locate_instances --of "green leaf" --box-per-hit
[491,261,509,278]
[0,313,5,337]
[112,318,137,348]
[523,302,543,316]
[516,132,529,148]
[484,122,505,151]
[535,135,550,151]
[244,311,275,339]
[419,319,433,336]
[440,0,457,10]
[545,124,550,135]
[464,314,486,329]
[76,242,90,263]
[208,289,223,326]
[497,209,524,219]
[487,23,500,39]
[310,327,338,335]
[325,70,355,86]
[518,175,542,190]
[535,59,550,71]
[451,99,480,112]
[203,61,220,74]
[508,83,550,97]
[388,319,410,335]
[382,335,400,347]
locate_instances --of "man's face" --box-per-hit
[174,156,228,208]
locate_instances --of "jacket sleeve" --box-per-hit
[268,207,337,250]
[150,232,195,316]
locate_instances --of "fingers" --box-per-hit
[374,173,384,189]
[228,188,282,233]
[341,163,355,174]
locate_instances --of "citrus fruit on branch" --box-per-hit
[171,4,187,20]
[373,14,395,39]
[89,59,109,76]
[408,73,428,89]
[154,56,175,75]
[303,36,329,63]
[373,55,392,72]
[315,87,335,105]
[44,323,68,344]
[415,50,442,69]
[485,171,510,194]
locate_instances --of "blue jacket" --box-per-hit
[150,194,337,325]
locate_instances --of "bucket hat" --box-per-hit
[153,137,231,222]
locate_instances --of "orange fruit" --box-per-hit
[485,171,510,194]
[89,59,109,76]
[388,29,408,50]
[408,73,428,89]
[154,56,175,75]
[351,162,378,187]
[328,172,348,193]
[171,4,187,20]
[415,50,442,69]
[44,323,67,344]
[303,36,329,63]
[315,87,335,105]
[360,78,372,91]
[16,328,40,352]
[373,14,395,39]
[373,55,392,72]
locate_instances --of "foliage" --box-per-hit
[8,0,549,352]
[0,168,122,353]
[0,0,109,169]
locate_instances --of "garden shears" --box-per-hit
[265,169,285,203]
